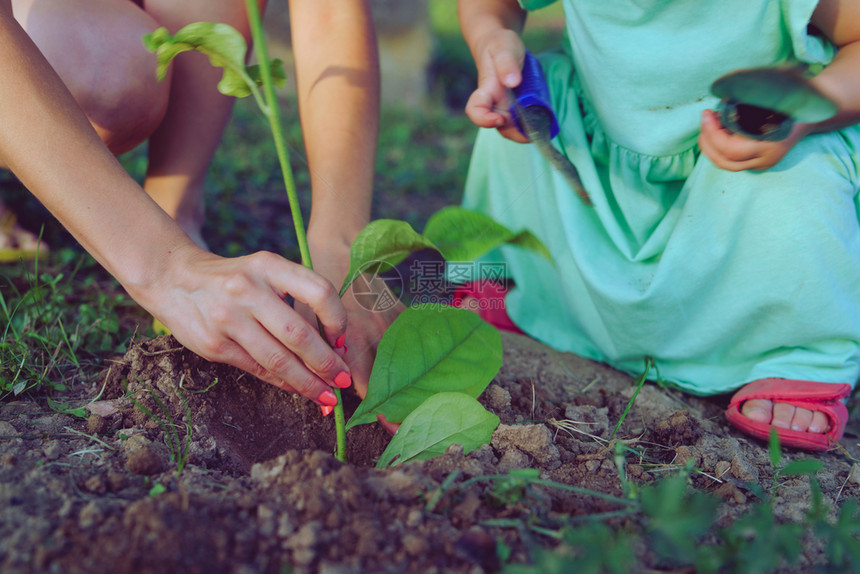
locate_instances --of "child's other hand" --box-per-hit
[698,109,810,172]
[295,237,403,400]
[465,29,531,143]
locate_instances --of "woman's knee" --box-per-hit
[15,0,171,154]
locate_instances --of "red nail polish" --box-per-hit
[318,390,338,406]
[334,371,352,389]
[320,405,334,417]
[334,334,346,349]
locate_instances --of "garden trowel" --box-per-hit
[710,65,838,141]
[509,51,590,205]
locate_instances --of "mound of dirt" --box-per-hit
[1,333,857,573]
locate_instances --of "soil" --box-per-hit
[1,331,858,573]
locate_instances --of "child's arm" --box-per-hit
[0,1,352,405]
[807,0,860,131]
[458,0,531,143]
[292,0,377,259]
[700,0,860,172]
[289,0,393,396]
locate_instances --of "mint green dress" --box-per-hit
[461,0,860,394]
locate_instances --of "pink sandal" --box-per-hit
[726,378,852,451]
[451,280,525,335]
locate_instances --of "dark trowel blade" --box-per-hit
[509,51,590,205]
[511,98,591,206]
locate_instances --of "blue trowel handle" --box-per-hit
[509,50,560,139]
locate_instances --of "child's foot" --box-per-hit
[727,379,851,451]
[741,399,831,433]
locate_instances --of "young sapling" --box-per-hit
[143,7,552,464]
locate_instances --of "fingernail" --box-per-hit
[334,371,352,389]
[504,73,518,87]
[334,334,347,349]
[317,389,338,406]
[320,405,334,417]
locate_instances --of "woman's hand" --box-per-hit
[138,245,353,409]
[698,109,810,172]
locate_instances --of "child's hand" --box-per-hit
[698,109,810,172]
[294,241,404,400]
[465,28,531,143]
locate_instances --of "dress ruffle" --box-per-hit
[577,74,698,184]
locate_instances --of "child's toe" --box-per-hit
[740,397,773,423]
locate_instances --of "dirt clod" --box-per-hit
[87,413,109,435]
[125,445,164,476]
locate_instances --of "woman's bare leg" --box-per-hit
[2,0,168,254]
[140,0,265,248]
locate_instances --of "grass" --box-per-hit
[424,443,860,573]
[0,248,145,399]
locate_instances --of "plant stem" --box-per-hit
[244,0,347,462]
[608,356,652,441]
[244,0,311,269]
[333,388,347,460]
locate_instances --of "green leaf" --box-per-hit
[767,427,782,468]
[719,503,804,573]
[346,304,502,429]
[777,459,824,477]
[340,220,438,296]
[46,395,88,419]
[143,23,280,98]
[641,473,719,563]
[375,392,500,468]
[422,206,551,262]
[149,482,167,498]
[246,60,286,90]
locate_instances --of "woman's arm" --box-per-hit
[0,0,352,406]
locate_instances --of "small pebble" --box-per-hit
[42,440,63,461]
[849,462,860,485]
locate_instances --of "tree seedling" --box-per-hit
[143,3,551,463]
